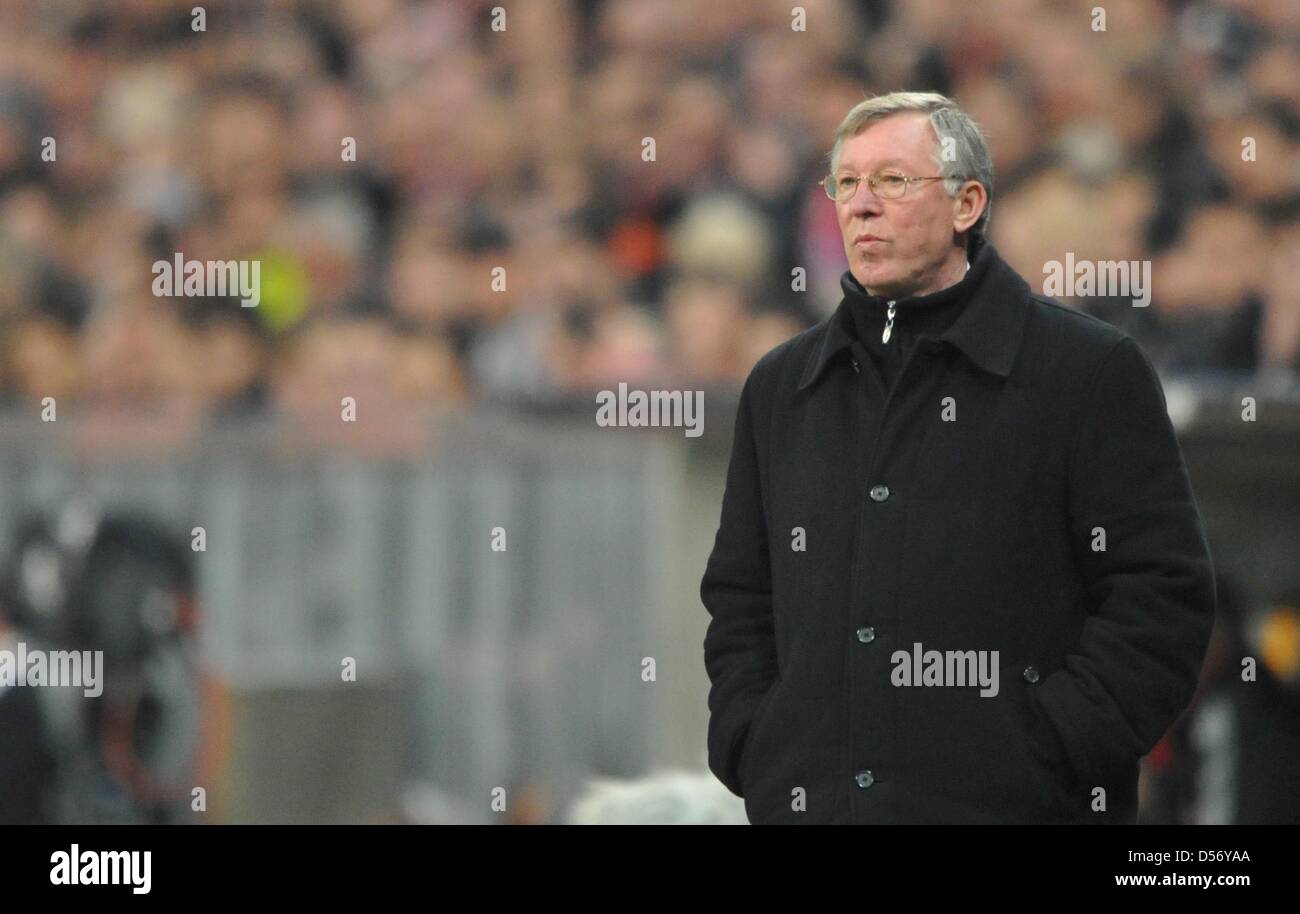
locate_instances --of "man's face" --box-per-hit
[834,112,964,299]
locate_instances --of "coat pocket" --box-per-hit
[738,678,783,792]
[1009,672,1088,809]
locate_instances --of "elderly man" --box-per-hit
[701,91,1216,824]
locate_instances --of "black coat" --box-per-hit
[701,235,1217,824]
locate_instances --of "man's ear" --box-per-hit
[953,180,987,234]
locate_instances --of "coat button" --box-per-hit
[856,626,875,643]
[869,485,890,502]
[850,359,861,374]
[1023,665,1040,683]
[855,770,875,789]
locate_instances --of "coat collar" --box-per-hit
[797,235,1031,391]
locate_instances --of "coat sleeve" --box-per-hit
[701,370,779,797]
[1033,335,1217,794]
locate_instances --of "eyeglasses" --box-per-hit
[822,171,947,203]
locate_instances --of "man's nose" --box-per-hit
[848,180,884,216]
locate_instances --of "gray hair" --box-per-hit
[827,91,993,237]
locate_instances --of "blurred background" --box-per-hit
[0,0,1297,824]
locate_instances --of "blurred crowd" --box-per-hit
[0,0,1298,425]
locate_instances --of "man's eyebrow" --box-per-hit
[837,158,908,174]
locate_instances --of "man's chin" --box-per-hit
[853,267,899,297]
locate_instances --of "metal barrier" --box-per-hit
[0,408,691,822]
